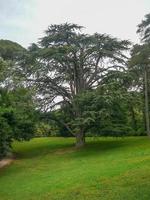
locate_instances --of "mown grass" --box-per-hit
[0,137,150,200]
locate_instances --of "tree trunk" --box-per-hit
[75,130,85,148]
[144,68,150,136]
[130,104,137,131]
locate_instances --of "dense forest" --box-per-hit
[1,13,150,158]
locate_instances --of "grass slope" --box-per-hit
[0,137,150,200]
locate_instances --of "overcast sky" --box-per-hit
[0,0,150,48]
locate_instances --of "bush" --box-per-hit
[0,116,12,159]
[35,122,59,137]
[0,110,35,159]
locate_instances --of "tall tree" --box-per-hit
[18,23,130,147]
[135,13,150,136]
[129,44,150,136]
[137,13,150,43]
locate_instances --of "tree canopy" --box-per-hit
[15,23,130,146]
[1,15,150,155]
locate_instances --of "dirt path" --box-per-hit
[0,158,13,169]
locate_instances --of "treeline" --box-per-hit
[0,13,150,158]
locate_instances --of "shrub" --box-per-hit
[0,116,12,159]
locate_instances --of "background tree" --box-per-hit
[18,23,130,147]
[137,13,150,43]
[0,40,36,158]
[129,13,150,137]
[129,44,150,136]
[0,39,25,61]
[0,88,36,158]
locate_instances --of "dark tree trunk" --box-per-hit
[130,104,137,131]
[144,68,150,137]
[75,129,85,148]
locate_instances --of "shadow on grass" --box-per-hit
[13,137,148,160]
[13,139,74,159]
[71,136,149,158]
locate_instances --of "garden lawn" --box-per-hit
[0,137,150,200]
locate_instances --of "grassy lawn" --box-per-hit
[0,137,150,200]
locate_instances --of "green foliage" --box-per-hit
[0,88,35,158]
[35,122,59,137]
[129,43,150,136]
[71,82,129,136]
[0,39,25,61]
[0,20,148,149]
[137,13,150,43]
[15,23,130,145]
[37,111,73,137]
[0,58,8,82]
[0,115,12,158]
[51,78,144,137]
